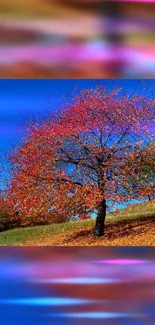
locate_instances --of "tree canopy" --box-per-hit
[7,85,155,235]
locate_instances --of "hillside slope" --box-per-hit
[0,202,154,246]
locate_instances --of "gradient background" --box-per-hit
[1,3,155,324]
[0,0,155,78]
[0,247,155,325]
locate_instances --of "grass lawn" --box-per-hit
[0,202,155,246]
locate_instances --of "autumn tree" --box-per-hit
[8,86,155,236]
[0,195,17,231]
[129,141,155,202]
[143,142,155,201]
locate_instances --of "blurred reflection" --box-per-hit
[0,1,155,78]
[0,247,155,325]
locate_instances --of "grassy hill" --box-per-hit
[0,202,155,246]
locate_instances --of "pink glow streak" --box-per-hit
[97,259,147,264]
[115,0,155,2]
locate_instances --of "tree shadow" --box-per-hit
[65,215,155,243]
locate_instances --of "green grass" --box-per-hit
[0,202,154,246]
[0,219,92,246]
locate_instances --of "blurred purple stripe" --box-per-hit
[32,277,119,284]
[1,45,155,63]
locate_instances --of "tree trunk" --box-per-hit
[94,199,106,237]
